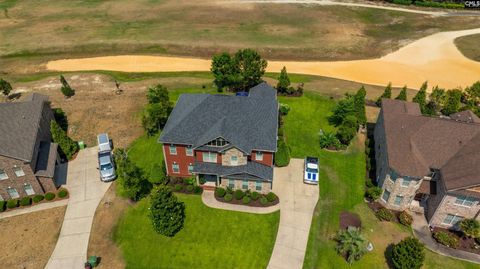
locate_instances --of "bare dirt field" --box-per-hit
[0,206,66,269]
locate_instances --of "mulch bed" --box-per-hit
[214,193,279,208]
[340,211,362,229]
[167,182,203,195]
[366,201,403,224]
[432,227,480,255]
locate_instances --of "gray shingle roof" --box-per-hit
[0,93,49,161]
[192,161,273,181]
[159,83,278,153]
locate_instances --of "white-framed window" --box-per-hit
[0,169,8,180]
[24,184,35,196]
[231,156,238,165]
[381,189,390,203]
[169,145,177,155]
[188,163,193,174]
[228,179,235,189]
[256,181,262,191]
[172,163,179,173]
[7,187,19,199]
[394,195,403,206]
[402,178,412,187]
[454,195,475,207]
[186,146,193,156]
[202,152,217,163]
[13,167,25,177]
[242,180,248,190]
[255,151,263,161]
[442,214,464,226]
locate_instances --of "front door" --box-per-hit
[201,174,218,185]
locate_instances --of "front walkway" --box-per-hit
[268,159,319,269]
[0,199,68,220]
[412,212,480,264]
[201,191,279,214]
[45,147,112,269]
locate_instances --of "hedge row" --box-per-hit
[0,189,69,212]
[215,187,278,206]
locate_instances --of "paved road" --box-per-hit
[268,159,319,269]
[45,147,112,269]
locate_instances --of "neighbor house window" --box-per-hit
[442,214,464,226]
[186,146,193,156]
[13,167,25,177]
[169,145,177,155]
[381,189,390,203]
[7,187,19,199]
[394,195,403,206]
[0,169,7,180]
[256,181,262,191]
[228,179,235,189]
[402,178,412,187]
[242,180,248,190]
[231,156,238,165]
[455,195,475,207]
[202,152,217,163]
[255,151,263,161]
[24,184,35,196]
[188,164,193,174]
[172,163,179,173]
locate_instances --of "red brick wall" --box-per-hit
[251,151,274,166]
[0,155,45,199]
[163,144,195,177]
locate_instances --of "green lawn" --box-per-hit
[114,194,279,269]
[127,133,164,180]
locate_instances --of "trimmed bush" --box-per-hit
[392,237,425,269]
[58,189,68,198]
[279,103,291,115]
[186,185,194,192]
[399,211,413,226]
[260,196,268,205]
[234,189,245,200]
[194,186,203,194]
[45,192,56,201]
[365,186,382,201]
[459,218,480,238]
[376,208,394,221]
[215,187,226,198]
[275,140,290,167]
[224,193,233,202]
[0,201,6,212]
[251,191,261,201]
[433,231,459,248]
[226,187,234,194]
[20,196,32,206]
[266,192,278,202]
[7,199,18,209]
[174,184,183,192]
[33,194,44,203]
[242,196,251,204]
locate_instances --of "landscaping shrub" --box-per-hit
[335,227,368,264]
[260,196,268,205]
[7,199,18,209]
[274,140,290,167]
[266,192,278,202]
[392,237,425,269]
[279,103,291,115]
[20,196,32,206]
[33,194,44,203]
[376,208,394,221]
[194,186,203,194]
[433,231,459,248]
[414,1,464,9]
[149,185,185,237]
[45,192,56,201]
[226,187,234,194]
[392,0,412,5]
[251,191,260,201]
[0,201,6,212]
[58,188,68,198]
[319,131,341,149]
[51,121,79,160]
[399,211,413,226]
[459,218,480,238]
[242,196,251,204]
[215,187,228,197]
[365,186,382,201]
[174,184,183,192]
[234,189,245,200]
[186,185,194,192]
[224,193,233,202]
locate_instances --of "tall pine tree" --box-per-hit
[276,66,291,94]
[413,81,428,114]
[376,82,392,106]
[354,86,367,125]
[395,86,407,101]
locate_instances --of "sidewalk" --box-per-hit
[201,191,279,214]
[412,212,480,264]
[0,199,68,220]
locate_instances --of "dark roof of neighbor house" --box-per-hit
[0,93,50,162]
[379,98,480,191]
[192,161,274,181]
[159,82,278,153]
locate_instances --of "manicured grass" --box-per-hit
[127,133,164,180]
[114,194,279,269]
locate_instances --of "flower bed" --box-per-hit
[167,177,203,195]
[214,187,279,207]
[0,188,69,213]
[432,227,480,254]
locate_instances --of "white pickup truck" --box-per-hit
[304,156,319,185]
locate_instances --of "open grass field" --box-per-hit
[2,0,480,76]
[455,34,480,62]
[113,194,279,269]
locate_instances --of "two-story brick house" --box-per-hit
[0,93,59,200]
[159,83,278,193]
[374,98,480,229]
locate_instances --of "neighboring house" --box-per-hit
[159,83,278,193]
[0,93,59,200]
[374,98,480,229]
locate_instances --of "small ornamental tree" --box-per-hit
[59,75,75,98]
[50,120,78,160]
[459,218,480,238]
[376,82,392,106]
[276,66,291,94]
[142,85,173,135]
[354,86,367,125]
[395,86,407,101]
[391,237,425,269]
[149,185,185,237]
[413,81,428,114]
[0,78,13,97]
[441,89,462,116]
[335,227,368,264]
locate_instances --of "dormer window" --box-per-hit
[206,137,229,147]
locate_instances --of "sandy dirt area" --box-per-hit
[47,28,480,90]
[0,206,66,269]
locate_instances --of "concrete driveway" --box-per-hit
[268,159,319,269]
[45,147,112,269]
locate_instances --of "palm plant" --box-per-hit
[319,131,340,149]
[459,218,480,238]
[335,226,368,264]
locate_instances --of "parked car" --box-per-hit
[97,133,116,182]
[304,156,319,184]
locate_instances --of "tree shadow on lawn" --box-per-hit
[384,243,395,269]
